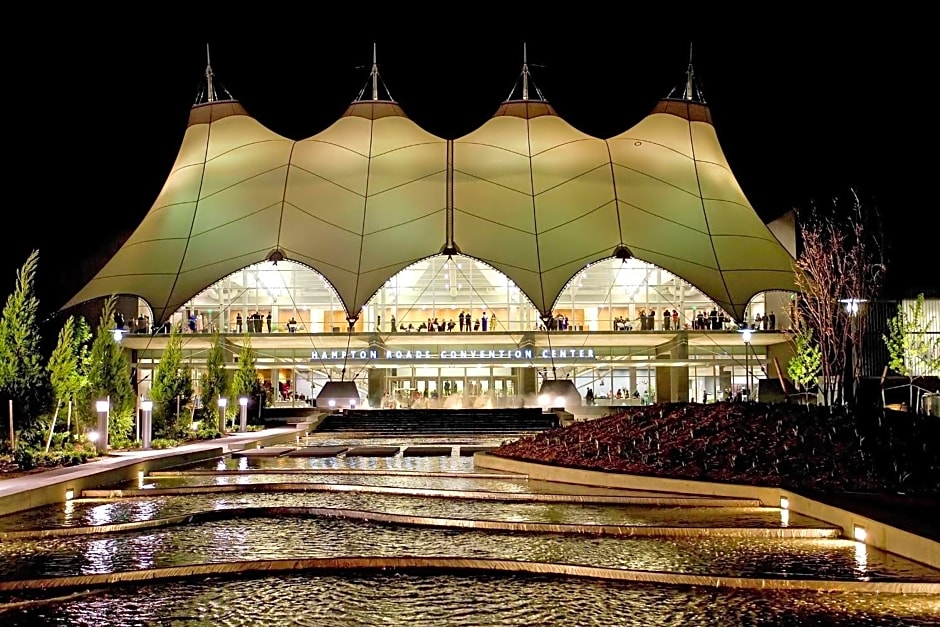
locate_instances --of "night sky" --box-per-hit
[5,25,933,324]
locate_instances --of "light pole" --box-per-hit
[741,329,753,401]
[239,396,248,433]
[140,399,153,449]
[217,397,228,433]
[94,398,110,455]
[840,298,866,406]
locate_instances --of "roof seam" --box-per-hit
[275,141,298,254]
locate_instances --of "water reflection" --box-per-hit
[1,518,936,582]
[4,574,938,626]
[0,494,837,532]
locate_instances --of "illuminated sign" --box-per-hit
[310,348,596,361]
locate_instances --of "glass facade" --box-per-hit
[128,256,790,408]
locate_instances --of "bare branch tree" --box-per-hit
[793,190,884,406]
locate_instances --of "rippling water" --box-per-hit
[4,574,938,626]
[0,492,827,531]
[1,516,936,582]
[1,445,937,625]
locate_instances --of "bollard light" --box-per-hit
[94,399,109,455]
[239,396,249,433]
[65,488,75,501]
[779,496,789,510]
[140,399,154,450]
[217,397,228,433]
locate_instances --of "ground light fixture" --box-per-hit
[780,496,789,510]
[853,524,867,542]
[65,488,74,500]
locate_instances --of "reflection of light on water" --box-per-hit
[82,538,117,574]
[89,503,116,526]
[855,541,869,578]
[133,499,159,522]
[63,499,75,522]
[779,508,789,527]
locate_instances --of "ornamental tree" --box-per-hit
[787,323,822,403]
[883,293,940,411]
[793,191,884,405]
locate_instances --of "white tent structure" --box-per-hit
[65,54,797,325]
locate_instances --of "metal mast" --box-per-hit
[371,42,379,101]
[682,42,694,101]
[205,43,216,103]
[522,42,529,101]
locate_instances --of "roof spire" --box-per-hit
[522,42,529,101]
[353,44,395,103]
[371,42,379,101]
[682,42,694,101]
[205,43,216,103]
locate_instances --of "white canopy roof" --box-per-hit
[65,90,796,324]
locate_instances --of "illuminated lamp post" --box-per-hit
[140,399,153,449]
[94,398,110,455]
[740,329,753,401]
[840,298,867,405]
[217,397,228,433]
[239,396,249,433]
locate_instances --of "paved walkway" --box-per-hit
[0,426,304,502]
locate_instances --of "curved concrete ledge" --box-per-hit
[80,483,761,507]
[0,557,936,595]
[0,589,100,612]
[475,453,940,570]
[0,506,839,541]
[148,470,527,479]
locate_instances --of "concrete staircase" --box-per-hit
[315,408,559,436]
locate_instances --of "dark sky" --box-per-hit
[5,24,933,323]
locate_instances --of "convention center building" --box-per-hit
[65,55,800,410]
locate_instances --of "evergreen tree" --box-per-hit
[149,322,193,439]
[232,335,264,418]
[0,249,48,441]
[201,331,229,429]
[44,315,91,451]
[83,296,135,447]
